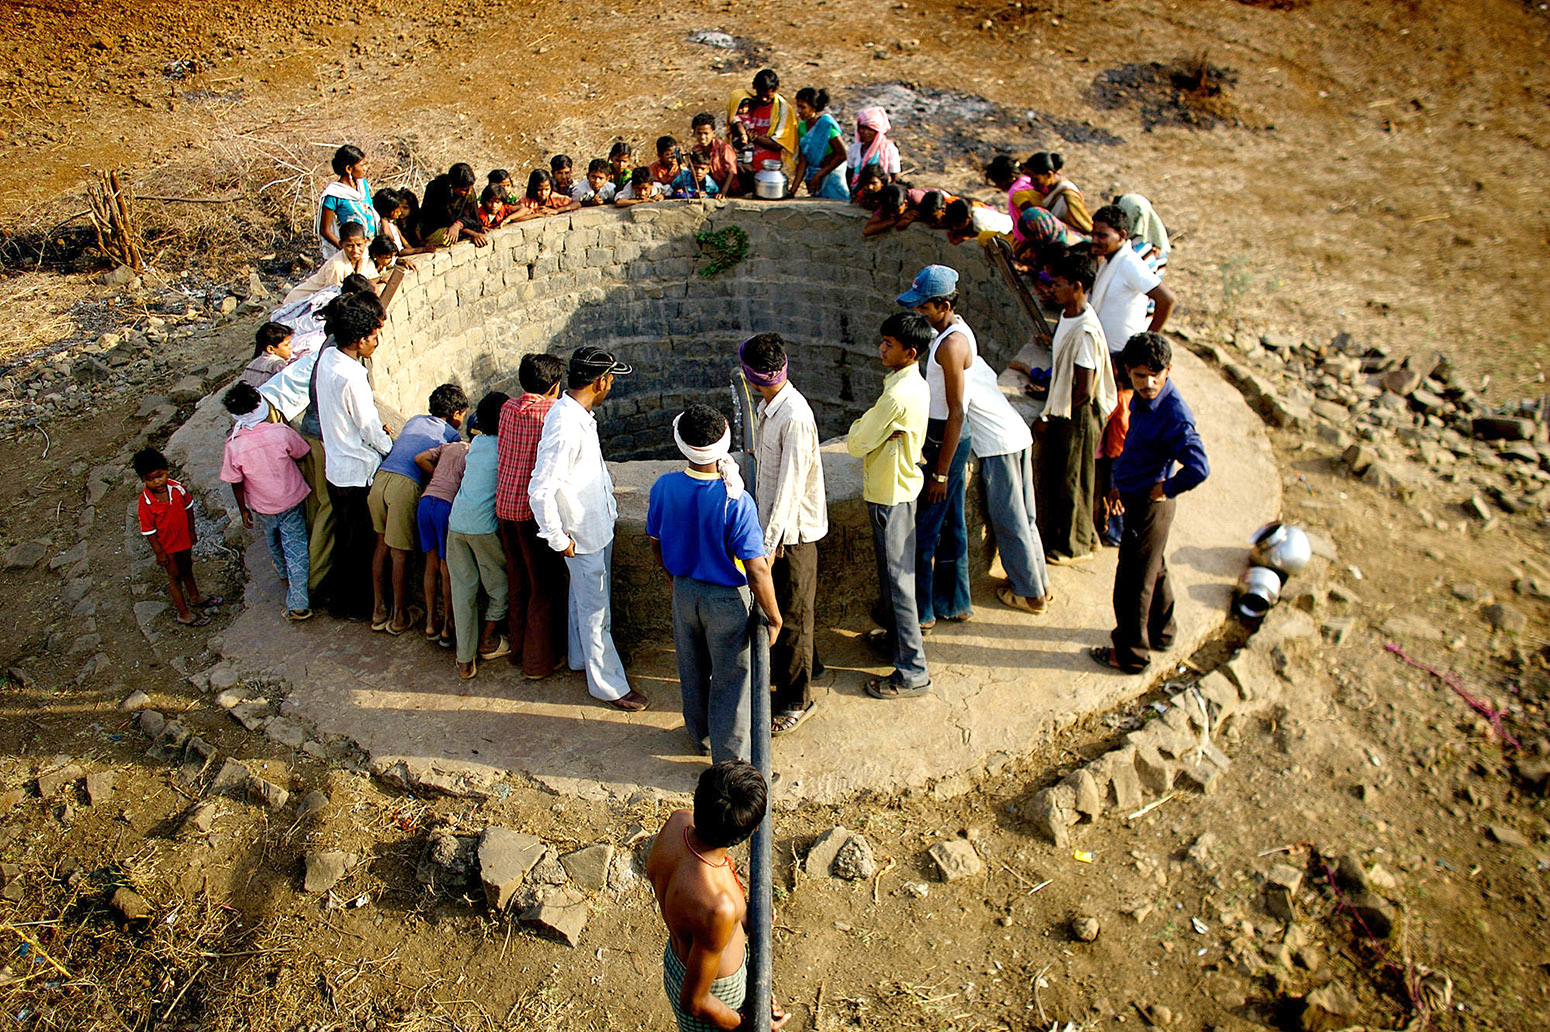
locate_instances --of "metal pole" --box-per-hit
[746,609,773,1032]
[732,371,773,1032]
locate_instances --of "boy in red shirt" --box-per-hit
[135,446,221,627]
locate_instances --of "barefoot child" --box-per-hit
[1093,332,1209,674]
[849,312,932,700]
[135,447,220,627]
[1037,250,1116,565]
[647,760,789,1032]
[219,383,313,621]
[241,322,293,388]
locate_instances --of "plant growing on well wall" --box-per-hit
[694,225,749,277]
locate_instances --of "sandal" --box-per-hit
[195,595,224,608]
[175,612,211,628]
[387,606,424,637]
[437,633,455,650]
[457,659,477,680]
[285,608,313,622]
[865,675,931,700]
[771,703,816,737]
[997,587,1048,614]
[371,614,392,632]
[478,635,511,661]
[1088,645,1147,674]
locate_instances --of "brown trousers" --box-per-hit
[1036,399,1101,560]
[499,518,568,677]
[1110,493,1177,670]
[770,540,820,714]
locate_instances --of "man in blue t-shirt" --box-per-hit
[647,404,783,764]
[367,383,467,633]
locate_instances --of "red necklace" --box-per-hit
[684,826,744,896]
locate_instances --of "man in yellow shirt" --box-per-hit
[847,313,933,699]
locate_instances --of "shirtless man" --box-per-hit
[647,760,788,1031]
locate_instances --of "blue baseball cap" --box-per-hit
[896,264,959,307]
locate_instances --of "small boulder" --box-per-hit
[520,885,589,947]
[1071,915,1100,942]
[119,690,152,712]
[1300,982,1359,1032]
[927,839,983,882]
[303,851,358,894]
[2,540,49,571]
[478,827,545,911]
[137,709,167,739]
[245,775,289,811]
[832,834,876,881]
[37,763,85,799]
[85,771,114,806]
[1483,602,1528,634]
[296,790,329,820]
[560,843,615,892]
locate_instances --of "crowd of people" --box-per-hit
[122,66,1223,1031]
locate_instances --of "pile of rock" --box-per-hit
[1189,331,1550,520]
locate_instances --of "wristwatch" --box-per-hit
[930,473,948,484]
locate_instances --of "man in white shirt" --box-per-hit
[740,333,827,736]
[314,297,393,620]
[528,346,649,712]
[1088,204,1174,358]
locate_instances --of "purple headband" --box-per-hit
[738,336,788,388]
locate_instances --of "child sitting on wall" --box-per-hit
[241,322,293,388]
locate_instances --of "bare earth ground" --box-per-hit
[0,1,1549,1030]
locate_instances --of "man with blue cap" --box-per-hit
[896,264,975,629]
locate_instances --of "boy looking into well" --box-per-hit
[848,312,932,700]
[1037,250,1117,566]
[742,333,827,737]
[574,159,617,206]
[647,760,788,1032]
[219,382,313,622]
[1092,332,1209,674]
[367,383,467,635]
[647,405,782,764]
[135,446,220,627]
[550,154,576,197]
[242,323,293,388]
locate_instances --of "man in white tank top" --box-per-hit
[896,265,975,627]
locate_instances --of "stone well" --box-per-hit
[175,200,1032,639]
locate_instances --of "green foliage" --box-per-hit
[694,225,749,277]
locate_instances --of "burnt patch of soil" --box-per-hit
[1088,56,1244,131]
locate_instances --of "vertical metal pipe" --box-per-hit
[732,371,773,1032]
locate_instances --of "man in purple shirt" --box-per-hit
[1092,332,1209,673]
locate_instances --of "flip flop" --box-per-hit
[478,635,511,661]
[195,595,224,608]
[284,608,313,622]
[437,633,455,650]
[771,703,817,737]
[1088,645,1147,674]
[387,606,424,637]
[175,612,211,628]
[865,675,931,700]
[371,615,392,632]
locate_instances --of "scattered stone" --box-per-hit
[529,852,569,886]
[2,540,49,570]
[180,801,218,837]
[137,709,166,738]
[36,763,84,798]
[477,827,545,910]
[48,541,87,571]
[303,851,359,894]
[296,790,329,820]
[228,701,271,730]
[208,758,249,796]
[1366,864,1399,891]
[85,771,113,806]
[1449,581,1486,602]
[245,775,289,811]
[1320,615,1356,646]
[1347,891,1397,939]
[521,885,589,946]
[1487,823,1528,847]
[263,717,307,749]
[832,834,876,881]
[1264,864,1303,920]
[1064,768,1103,822]
[214,689,246,710]
[208,663,238,691]
[119,690,152,712]
[1301,982,1359,1032]
[1483,602,1528,634]
[806,826,856,878]
[110,887,153,922]
[1185,832,1216,868]
[416,831,480,889]
[560,843,615,892]
[246,271,269,300]
[1383,367,1422,396]
[1027,787,1077,848]
[101,264,139,287]
[1144,1003,1174,1027]
[1341,443,1375,475]
[1133,744,1175,795]
[168,376,206,405]
[927,839,983,882]
[0,790,22,812]
[1378,613,1443,641]
[1071,915,1100,942]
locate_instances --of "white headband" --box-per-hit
[672,415,744,500]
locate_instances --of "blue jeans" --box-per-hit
[870,500,929,688]
[915,421,973,623]
[254,503,310,613]
[979,447,1049,600]
[672,576,753,764]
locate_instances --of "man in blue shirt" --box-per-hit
[1092,332,1210,674]
[647,404,783,763]
[367,383,466,634]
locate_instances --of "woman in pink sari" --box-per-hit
[847,107,900,191]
